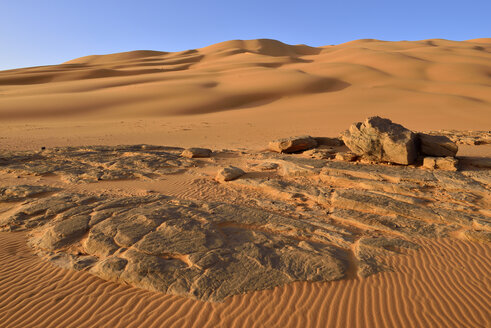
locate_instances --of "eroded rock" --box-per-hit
[3,193,346,302]
[341,116,418,165]
[1,142,489,302]
[269,136,317,153]
[418,133,458,157]
[423,157,458,171]
[181,148,212,158]
[215,166,245,182]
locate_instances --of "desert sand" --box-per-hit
[0,38,490,327]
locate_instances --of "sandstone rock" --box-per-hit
[181,148,212,158]
[0,185,59,202]
[436,157,458,171]
[269,136,317,153]
[341,116,417,165]
[3,193,346,301]
[423,157,458,171]
[417,133,458,157]
[256,162,279,170]
[335,152,358,162]
[0,145,194,183]
[1,143,490,303]
[425,130,491,145]
[215,166,245,182]
[464,230,491,243]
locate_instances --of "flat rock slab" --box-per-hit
[269,136,317,153]
[181,148,212,158]
[0,185,60,201]
[1,193,345,302]
[0,145,196,183]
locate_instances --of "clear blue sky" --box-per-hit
[1,0,489,70]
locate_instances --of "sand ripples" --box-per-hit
[0,233,489,328]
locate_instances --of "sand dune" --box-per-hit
[0,38,489,124]
[0,38,489,154]
[1,232,489,328]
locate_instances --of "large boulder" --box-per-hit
[417,133,458,157]
[341,116,418,165]
[269,136,317,153]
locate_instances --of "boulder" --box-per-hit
[181,148,212,158]
[417,133,458,157]
[215,166,245,182]
[341,116,418,165]
[269,136,317,153]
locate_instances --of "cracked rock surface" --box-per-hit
[0,140,489,302]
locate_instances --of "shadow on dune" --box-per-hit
[168,77,351,116]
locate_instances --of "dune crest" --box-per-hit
[0,38,489,127]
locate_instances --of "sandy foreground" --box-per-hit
[0,38,490,327]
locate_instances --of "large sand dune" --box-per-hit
[0,38,490,128]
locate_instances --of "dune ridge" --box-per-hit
[0,38,489,124]
[0,232,489,328]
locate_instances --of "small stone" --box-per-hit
[181,148,212,158]
[423,157,458,171]
[435,157,458,171]
[256,162,279,171]
[335,152,358,162]
[215,166,245,182]
[423,157,437,169]
[269,136,317,153]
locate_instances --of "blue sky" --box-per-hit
[1,0,489,70]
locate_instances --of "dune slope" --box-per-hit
[0,38,489,124]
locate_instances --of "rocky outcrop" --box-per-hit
[341,116,418,165]
[0,145,195,183]
[425,130,491,145]
[418,133,458,157]
[269,136,317,153]
[1,193,345,302]
[0,142,489,302]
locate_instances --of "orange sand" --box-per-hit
[0,232,489,328]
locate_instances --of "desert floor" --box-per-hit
[0,38,490,327]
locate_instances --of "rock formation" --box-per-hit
[181,147,212,158]
[341,116,418,165]
[418,133,458,157]
[0,129,488,302]
[269,136,317,153]
[215,166,245,182]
